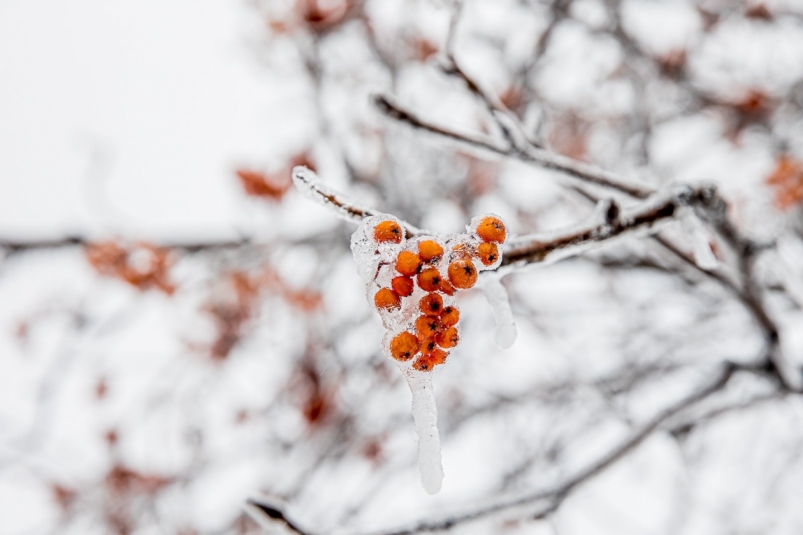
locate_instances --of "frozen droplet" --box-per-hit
[401,367,444,494]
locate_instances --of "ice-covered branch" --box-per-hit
[292,166,425,236]
[372,94,654,199]
[501,186,709,268]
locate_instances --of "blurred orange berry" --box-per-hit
[448,259,477,289]
[440,306,459,327]
[476,216,506,243]
[374,288,401,311]
[435,327,459,348]
[415,315,442,338]
[391,276,414,297]
[418,240,444,263]
[417,268,442,292]
[374,221,403,243]
[427,348,449,366]
[395,250,422,276]
[477,242,499,266]
[390,331,420,361]
[419,293,443,316]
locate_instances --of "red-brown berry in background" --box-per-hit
[374,220,403,243]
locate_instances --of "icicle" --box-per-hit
[402,367,444,494]
[481,274,517,348]
[681,209,718,270]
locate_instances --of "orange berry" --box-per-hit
[413,355,435,371]
[413,349,449,371]
[418,240,444,263]
[435,327,459,348]
[417,268,442,292]
[420,336,438,354]
[391,276,414,297]
[477,242,499,266]
[476,216,506,243]
[448,259,477,289]
[439,279,456,296]
[374,288,401,311]
[390,331,420,361]
[419,293,443,316]
[395,250,422,276]
[374,220,403,243]
[415,315,442,338]
[440,306,459,327]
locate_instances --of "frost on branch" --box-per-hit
[350,212,508,494]
[680,208,718,270]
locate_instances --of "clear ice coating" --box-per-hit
[350,211,509,494]
[681,209,718,270]
[481,274,517,349]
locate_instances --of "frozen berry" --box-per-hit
[452,243,475,259]
[395,250,422,276]
[435,327,459,348]
[415,315,442,338]
[476,216,506,243]
[374,288,401,311]
[413,349,448,371]
[417,268,442,292]
[419,293,443,316]
[420,336,438,354]
[448,259,477,289]
[390,331,420,361]
[418,240,444,263]
[374,220,403,243]
[477,242,499,266]
[391,276,414,297]
[439,279,456,296]
[440,306,459,327]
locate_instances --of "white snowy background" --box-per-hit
[2,0,803,534]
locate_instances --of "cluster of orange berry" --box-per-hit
[352,213,507,372]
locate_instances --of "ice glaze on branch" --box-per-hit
[372,94,654,199]
[501,185,713,267]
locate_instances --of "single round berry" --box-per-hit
[476,216,506,243]
[448,259,478,289]
[439,279,456,296]
[419,293,443,316]
[420,336,438,354]
[417,268,442,292]
[435,327,459,348]
[390,331,420,361]
[477,242,499,266]
[427,348,449,366]
[395,250,422,276]
[440,306,460,327]
[391,276,414,297]
[374,220,403,243]
[374,288,401,311]
[413,354,435,372]
[415,315,442,338]
[418,240,444,263]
